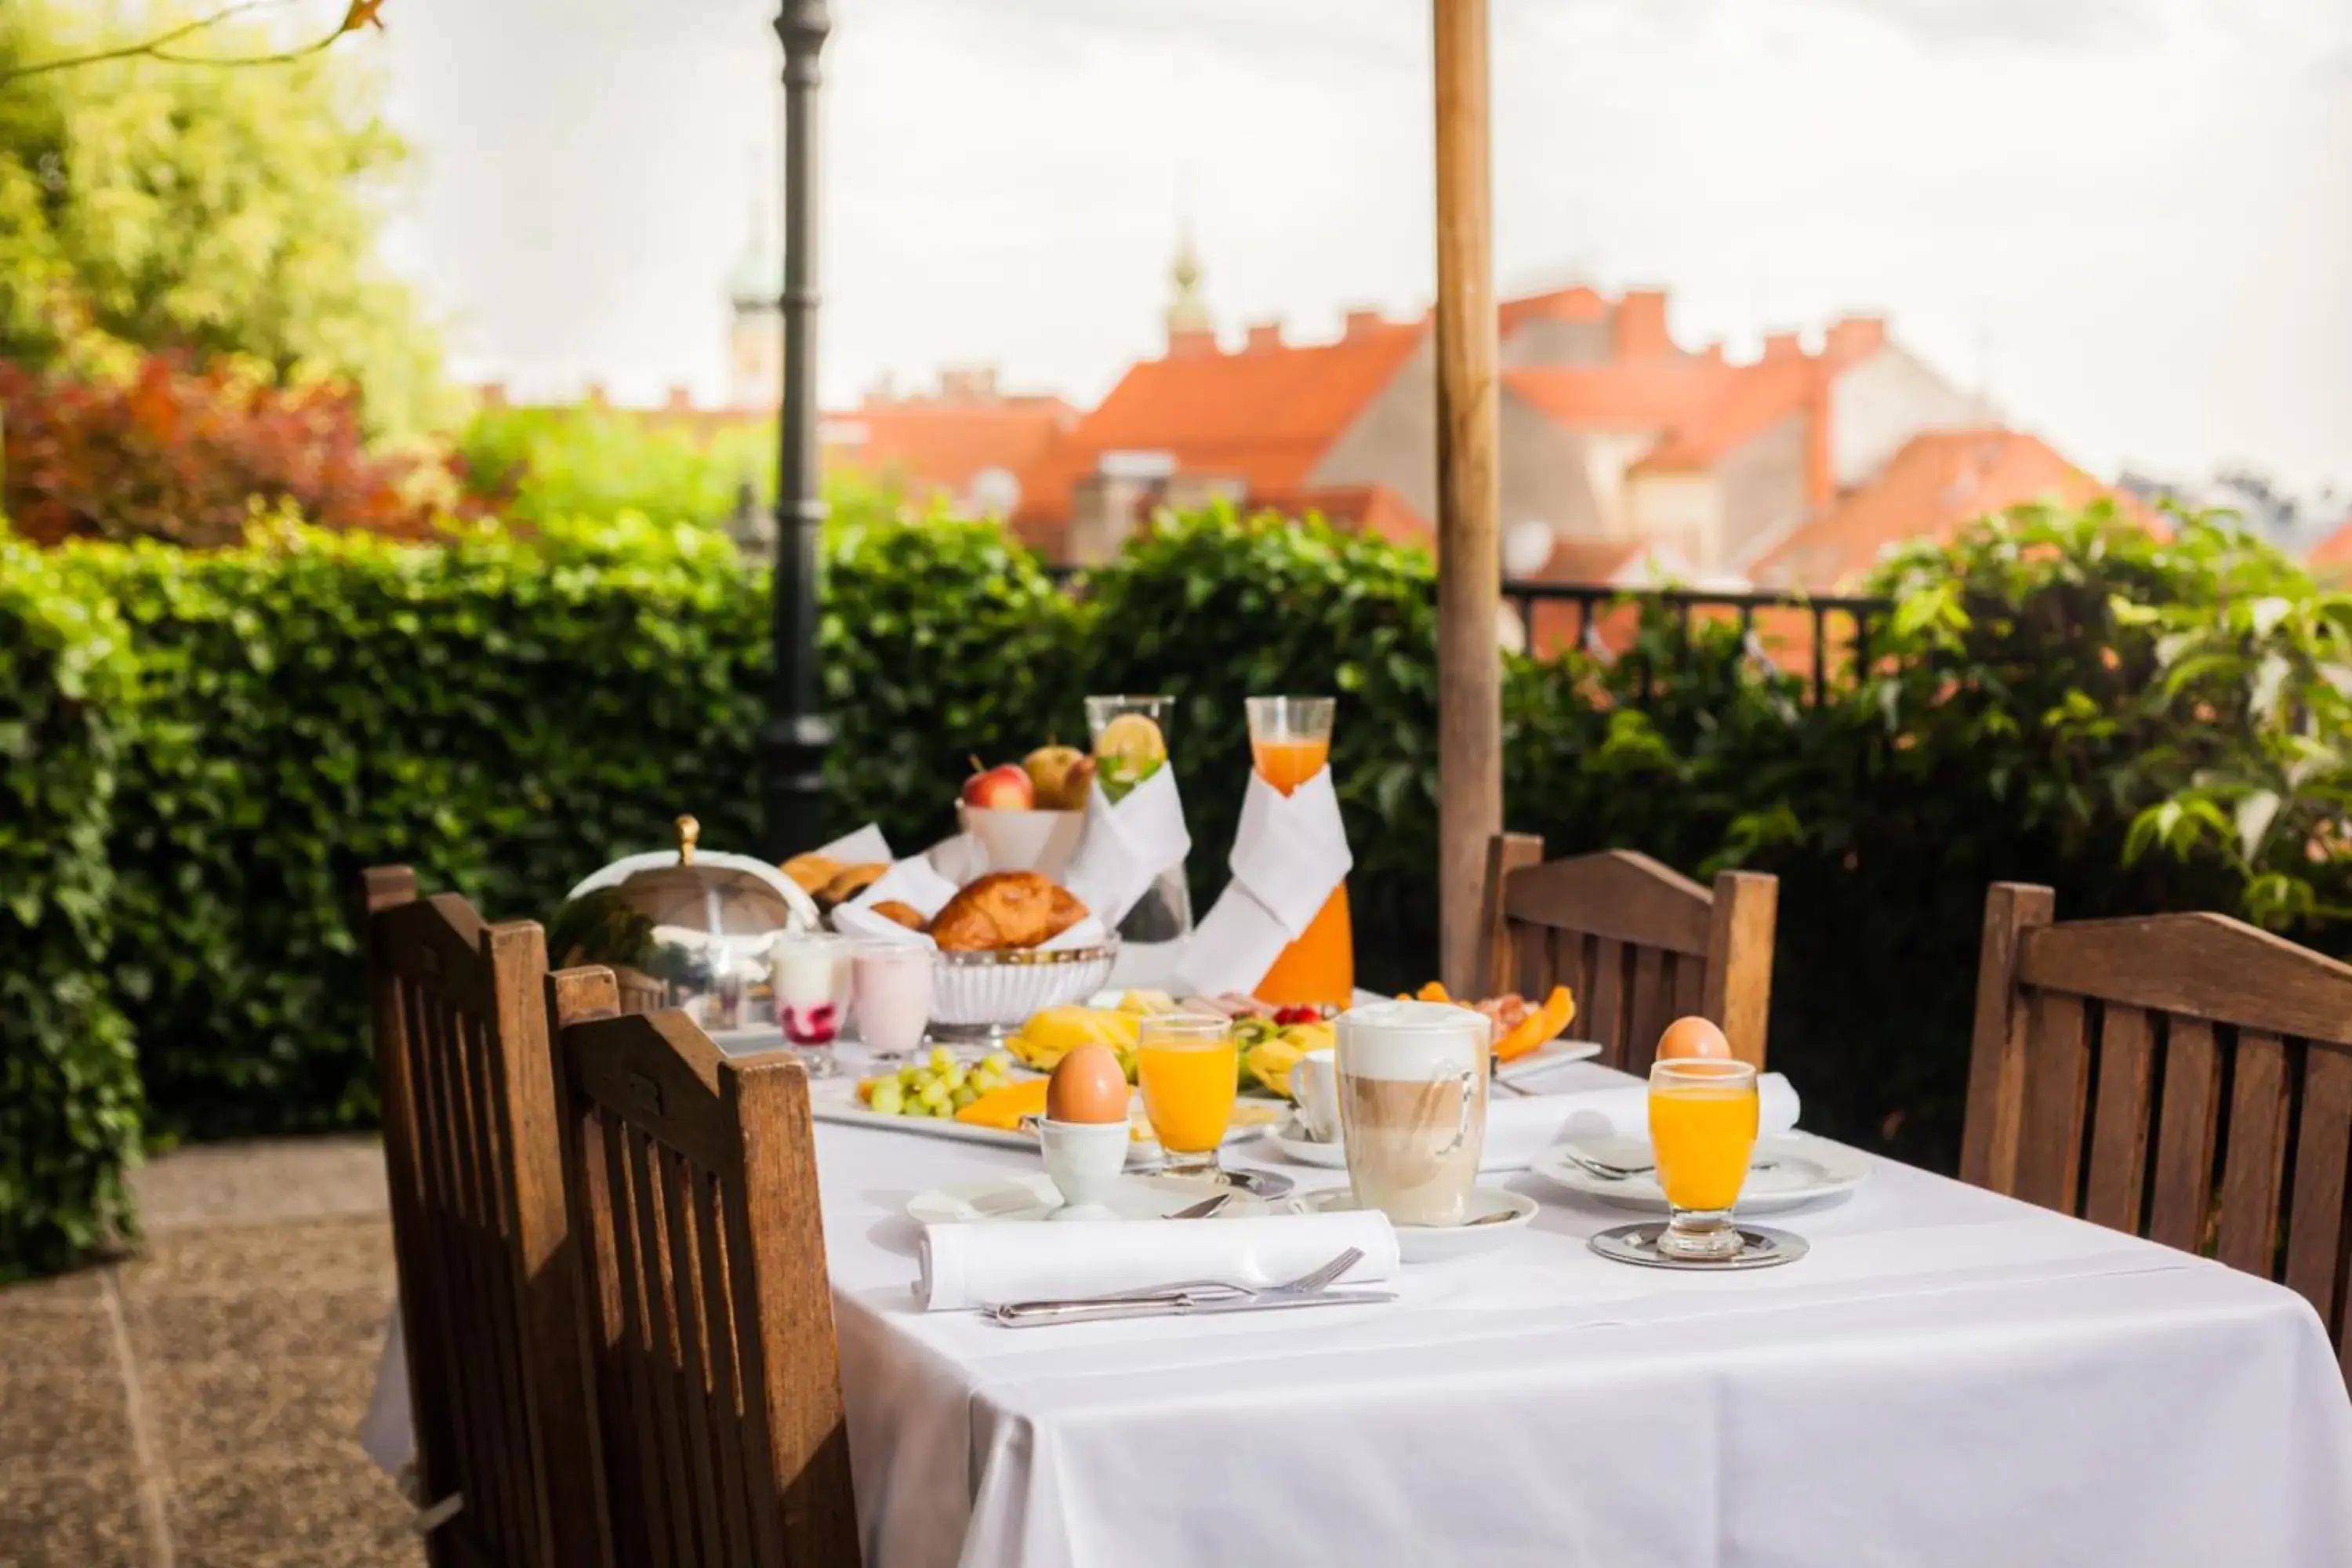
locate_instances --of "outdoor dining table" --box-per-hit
[823,1056,2352,1568]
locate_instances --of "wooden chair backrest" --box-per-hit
[1962,881,2352,1377]
[1473,836,1778,1071]
[547,968,861,1568]
[361,867,606,1568]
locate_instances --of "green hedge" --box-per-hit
[6,498,2350,1279]
[0,539,143,1282]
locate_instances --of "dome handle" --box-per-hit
[675,814,700,865]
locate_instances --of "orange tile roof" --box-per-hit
[1498,285,1609,335]
[1250,483,1432,550]
[1747,429,2129,591]
[1630,356,1824,474]
[1015,322,1425,526]
[824,402,1073,506]
[1504,361,1739,432]
[2307,517,2352,575]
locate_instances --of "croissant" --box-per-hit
[817,862,887,909]
[927,872,1088,951]
[869,900,927,931]
[780,853,841,895]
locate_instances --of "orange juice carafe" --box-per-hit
[1246,696,1354,1007]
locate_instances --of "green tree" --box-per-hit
[0,1,444,434]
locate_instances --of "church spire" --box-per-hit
[1165,227,1212,339]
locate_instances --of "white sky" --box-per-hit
[371,0,2352,494]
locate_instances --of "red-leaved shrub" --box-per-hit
[0,356,444,547]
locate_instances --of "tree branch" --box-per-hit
[1,0,380,83]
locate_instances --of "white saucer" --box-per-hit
[1530,1132,1868,1214]
[1264,1112,1348,1168]
[906,1171,1269,1225]
[1298,1185,1537,1262]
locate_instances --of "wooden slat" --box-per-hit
[566,1011,738,1171]
[445,1002,535,1560]
[629,1127,702,1567]
[1668,951,1705,1024]
[1960,882,2056,1194]
[1627,945,1671,1076]
[2285,1047,2352,1330]
[416,990,502,1550]
[2148,1017,2223,1254]
[1501,849,1714,955]
[602,1114,678,1568]
[2020,914,2352,1047]
[399,976,475,1536]
[1585,939,1627,1068]
[2013,991,2091,1215]
[1703,871,1778,1069]
[2082,1004,2156,1233]
[1509,924,1550,1001]
[2217,1030,2293,1277]
[1545,927,1584,1011]
[689,1167,755,1568]
[660,1147,731,1568]
[1475,833,1543,998]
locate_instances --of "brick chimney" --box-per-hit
[938,365,1001,405]
[1761,331,1804,363]
[475,382,508,408]
[1166,326,1220,359]
[1244,319,1285,354]
[584,381,610,407]
[1341,307,1387,341]
[1823,314,1888,363]
[664,384,693,412]
[1612,289,1673,360]
[1700,342,1727,366]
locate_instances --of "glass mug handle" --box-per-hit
[1430,1069,1478,1156]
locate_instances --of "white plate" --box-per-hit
[809,1075,1279,1152]
[1530,1132,1868,1214]
[1492,1036,1604,1091]
[907,1171,1272,1225]
[1297,1185,1537,1262]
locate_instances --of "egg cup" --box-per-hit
[1038,1119,1131,1220]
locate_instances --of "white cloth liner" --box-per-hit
[814,822,896,864]
[913,1209,1399,1312]
[1181,767,1352,996]
[1060,767,1192,931]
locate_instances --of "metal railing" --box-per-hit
[1040,565,1890,707]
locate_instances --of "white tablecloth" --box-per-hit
[825,1062,2352,1568]
[371,1058,2352,1566]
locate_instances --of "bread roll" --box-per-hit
[781,853,841,895]
[927,872,1089,951]
[869,900,926,931]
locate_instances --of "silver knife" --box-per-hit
[989,1288,1396,1327]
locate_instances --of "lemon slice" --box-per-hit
[1093,713,1167,800]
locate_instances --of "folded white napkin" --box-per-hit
[925,831,988,885]
[1482,1073,1803,1168]
[915,1210,1399,1312]
[1062,766,1192,930]
[815,822,895,863]
[1181,768,1352,996]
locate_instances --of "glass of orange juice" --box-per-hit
[1244,695,1353,1007]
[1647,1058,1761,1260]
[1135,1014,1239,1178]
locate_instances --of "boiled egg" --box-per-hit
[1046,1044,1130,1124]
[1656,1015,1732,1062]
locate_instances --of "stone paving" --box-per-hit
[0,1138,423,1567]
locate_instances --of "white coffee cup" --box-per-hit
[1335,1000,1491,1227]
[1290,1048,1340,1142]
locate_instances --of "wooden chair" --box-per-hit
[1962,881,2352,1372]
[546,967,861,1568]
[361,868,607,1568]
[1472,836,1779,1071]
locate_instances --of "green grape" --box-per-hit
[982,1052,1013,1075]
[942,1065,967,1094]
[898,1064,922,1087]
[919,1079,949,1109]
[928,1046,954,1074]
[869,1080,905,1116]
[952,1083,980,1109]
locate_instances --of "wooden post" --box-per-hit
[1432,0,1502,996]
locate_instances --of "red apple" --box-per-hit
[961,759,1036,811]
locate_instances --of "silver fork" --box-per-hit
[989,1247,1368,1326]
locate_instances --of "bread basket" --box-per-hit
[929,939,1120,1040]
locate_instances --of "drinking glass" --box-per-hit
[848,941,932,1062]
[1646,1058,1762,1260]
[770,931,851,1079]
[1243,695,1353,1007]
[1082,694,1193,962]
[1134,1014,1239,1178]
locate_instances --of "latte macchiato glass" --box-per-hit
[1334,999,1491,1226]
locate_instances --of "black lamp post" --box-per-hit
[764,0,833,858]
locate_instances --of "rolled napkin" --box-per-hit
[1483,1073,1802,1169]
[915,1210,1400,1312]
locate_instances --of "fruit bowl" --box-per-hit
[929,940,1120,1041]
